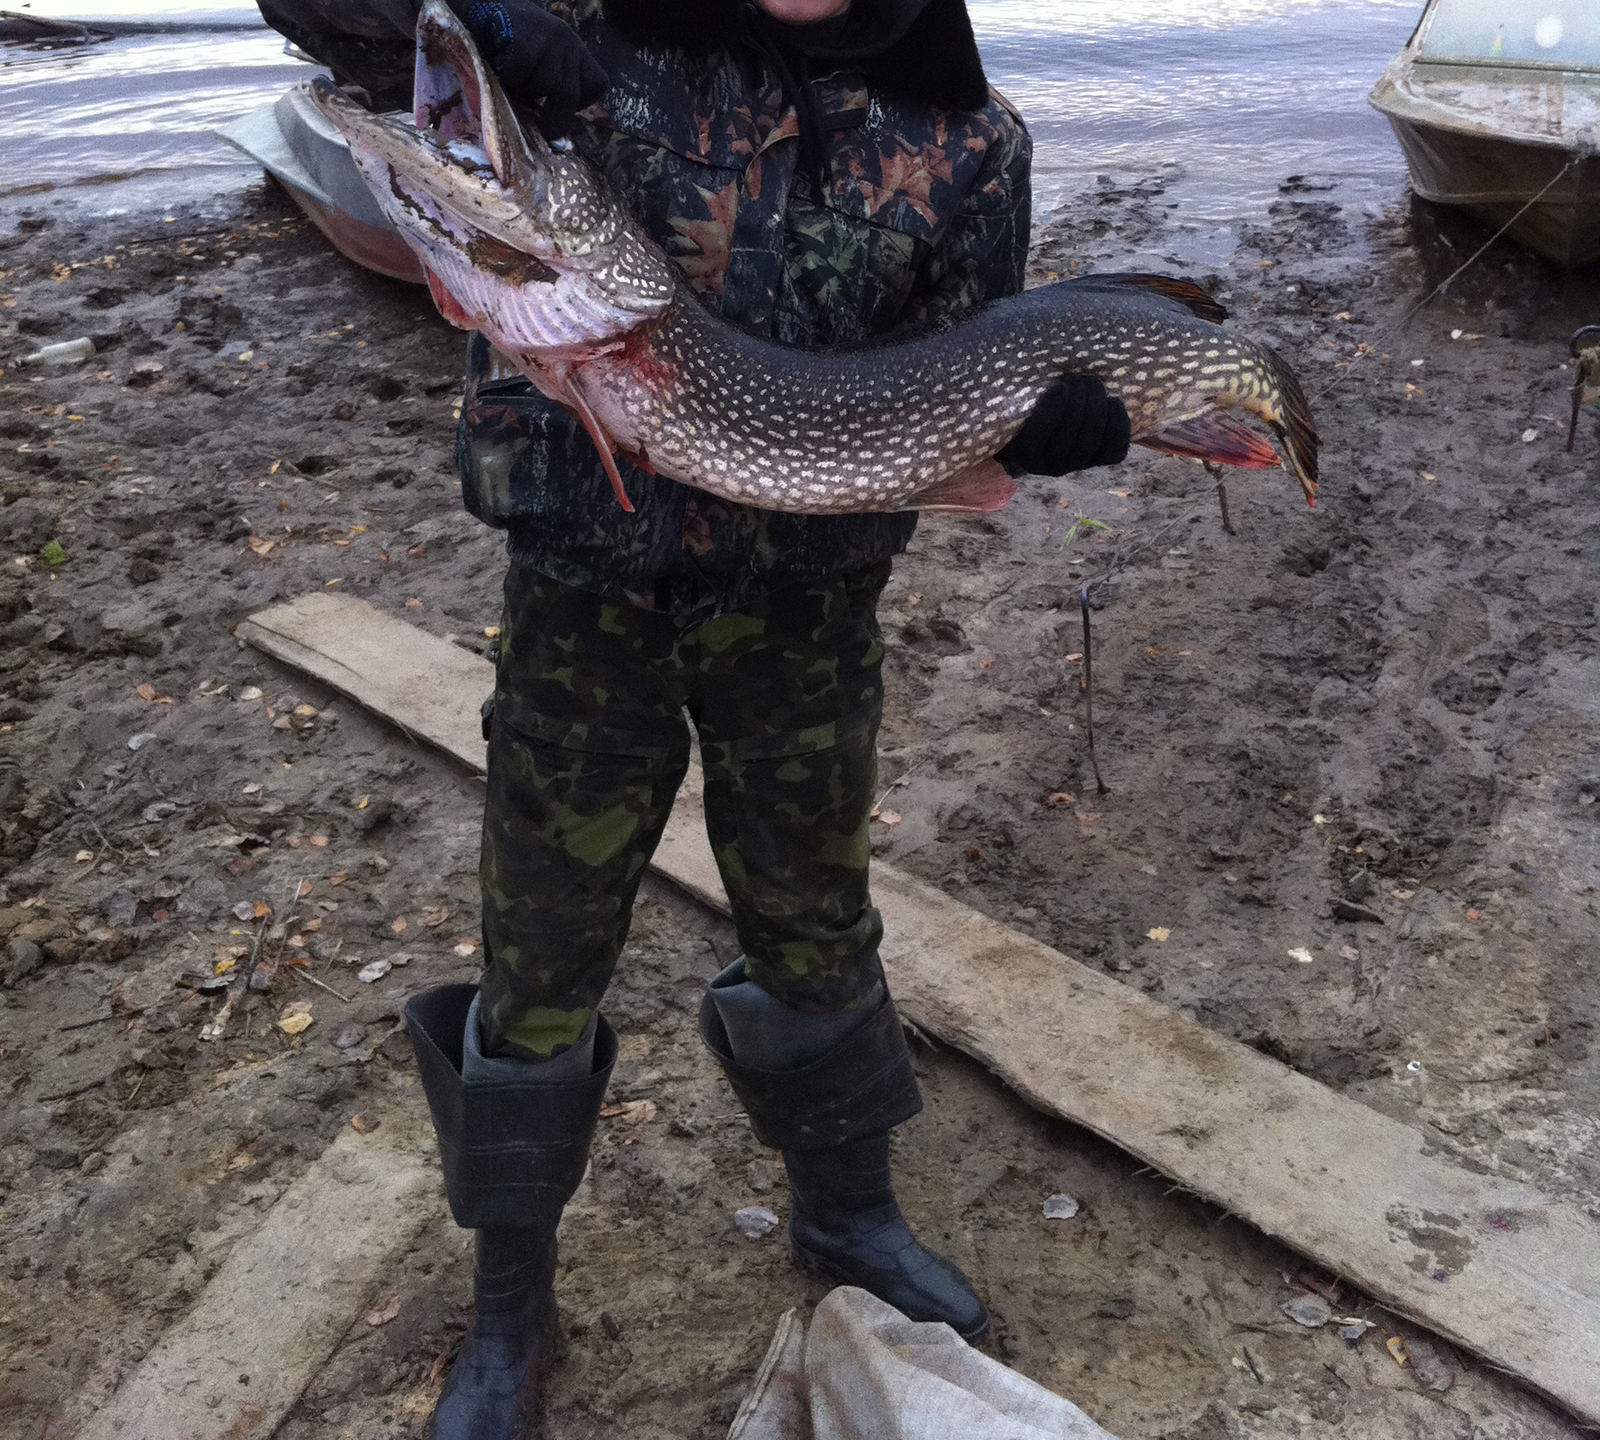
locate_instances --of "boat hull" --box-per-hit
[1380,109,1600,268]
[216,85,425,285]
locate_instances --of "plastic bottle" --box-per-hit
[24,337,95,367]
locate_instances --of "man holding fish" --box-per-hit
[260,0,1170,1431]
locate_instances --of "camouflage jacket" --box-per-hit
[260,0,1034,616]
[451,0,1030,614]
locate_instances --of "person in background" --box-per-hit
[256,0,1130,1433]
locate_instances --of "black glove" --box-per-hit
[997,374,1131,477]
[446,0,608,135]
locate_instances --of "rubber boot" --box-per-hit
[406,985,616,1440]
[699,960,990,1342]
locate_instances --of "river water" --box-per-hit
[1,0,1419,242]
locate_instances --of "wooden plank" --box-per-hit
[242,595,1600,1424]
[868,865,1600,1422]
[237,591,491,766]
[73,1125,436,1440]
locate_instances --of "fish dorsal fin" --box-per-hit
[1076,273,1228,324]
[902,459,1017,514]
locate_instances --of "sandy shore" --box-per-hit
[0,176,1595,1438]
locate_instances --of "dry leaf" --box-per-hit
[484,625,500,638]
[247,536,275,556]
[600,1099,657,1142]
[227,1152,255,1171]
[1465,908,1480,921]
[239,685,264,702]
[136,682,155,701]
[453,938,480,956]
[1390,888,1416,900]
[1075,812,1098,824]
[1146,927,1170,943]
[1287,946,1315,965]
[877,809,902,827]
[365,1294,401,1326]
[74,849,94,862]
[278,1001,313,1036]
[1387,1336,1409,1366]
[241,781,263,795]
[1048,792,1074,805]
[350,1113,371,1134]
[329,870,349,886]
[307,834,329,848]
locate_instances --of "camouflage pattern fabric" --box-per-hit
[457,0,1032,619]
[479,559,891,1057]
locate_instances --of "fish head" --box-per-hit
[308,0,674,337]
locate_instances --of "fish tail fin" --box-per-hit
[1141,412,1282,470]
[1260,344,1320,507]
[1078,273,1229,324]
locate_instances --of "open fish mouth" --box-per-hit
[307,0,675,349]
[308,1,536,248]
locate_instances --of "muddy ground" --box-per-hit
[0,171,1594,1440]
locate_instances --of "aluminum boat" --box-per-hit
[1370,0,1600,267]
[217,84,425,284]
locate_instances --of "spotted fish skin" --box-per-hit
[310,1,1318,516]
[580,277,1318,514]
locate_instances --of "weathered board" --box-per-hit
[237,589,489,765]
[72,1124,436,1440]
[242,593,1600,1423]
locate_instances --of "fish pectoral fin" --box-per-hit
[425,269,478,331]
[1141,411,1282,471]
[552,374,635,514]
[902,460,1018,514]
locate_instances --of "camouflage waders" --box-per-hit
[477,558,891,1058]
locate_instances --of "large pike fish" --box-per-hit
[309,1,1319,516]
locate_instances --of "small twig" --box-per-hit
[1079,587,1109,795]
[58,1006,146,1032]
[1204,462,1235,535]
[1323,1361,1352,1390]
[291,965,352,1003]
[237,915,269,996]
[1241,1345,1264,1384]
[89,818,129,861]
[872,762,923,814]
[122,1074,145,1109]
